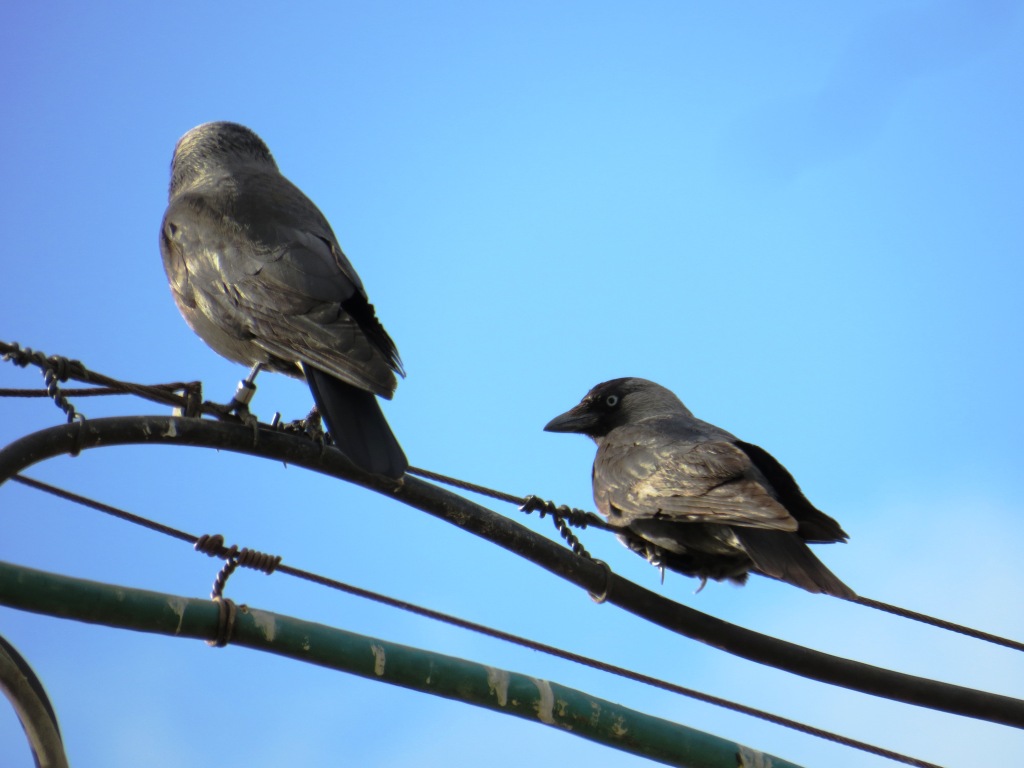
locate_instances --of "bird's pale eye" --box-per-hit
[605,394,619,407]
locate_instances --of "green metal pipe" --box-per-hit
[0,559,800,768]
[0,416,1020,729]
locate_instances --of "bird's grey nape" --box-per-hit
[168,121,278,197]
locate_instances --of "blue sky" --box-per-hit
[1,2,1022,766]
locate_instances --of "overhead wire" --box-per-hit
[4,344,1024,750]
[7,472,942,768]
[2,339,1022,652]
[403,467,1024,653]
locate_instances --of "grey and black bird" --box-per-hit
[545,378,854,598]
[160,121,407,477]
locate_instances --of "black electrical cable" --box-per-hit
[9,473,942,768]
[0,416,1020,732]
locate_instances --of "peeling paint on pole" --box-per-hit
[485,666,510,707]
[738,745,773,767]
[167,597,187,635]
[250,609,276,642]
[532,677,557,726]
[370,643,386,676]
[610,715,628,738]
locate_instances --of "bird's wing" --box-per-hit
[595,427,799,531]
[161,182,400,397]
[733,440,848,542]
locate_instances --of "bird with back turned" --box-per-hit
[160,121,407,478]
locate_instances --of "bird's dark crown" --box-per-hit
[545,377,691,438]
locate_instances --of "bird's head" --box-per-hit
[544,377,692,439]
[168,121,278,198]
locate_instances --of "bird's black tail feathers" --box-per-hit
[304,368,408,479]
[734,527,856,599]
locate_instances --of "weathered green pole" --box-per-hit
[0,559,800,768]
[1,416,1021,730]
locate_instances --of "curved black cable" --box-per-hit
[8,474,941,768]
[0,415,1020,731]
[5,339,1021,655]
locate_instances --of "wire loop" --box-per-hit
[206,597,238,648]
[5,471,993,765]
[194,534,282,598]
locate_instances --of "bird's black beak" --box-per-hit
[544,401,597,434]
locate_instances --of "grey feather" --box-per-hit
[160,121,406,477]
[545,377,853,598]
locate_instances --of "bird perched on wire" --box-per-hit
[160,121,407,478]
[544,378,854,598]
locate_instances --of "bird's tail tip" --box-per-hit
[305,368,408,479]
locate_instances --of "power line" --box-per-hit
[405,466,1024,653]
[8,473,942,768]
[1,413,1021,730]
[4,338,1021,654]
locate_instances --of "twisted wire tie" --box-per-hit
[194,533,283,600]
[207,597,238,648]
[519,495,593,558]
[7,345,87,424]
[69,414,87,458]
[2,341,229,423]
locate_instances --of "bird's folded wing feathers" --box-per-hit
[254,333,395,397]
[165,186,364,304]
[233,172,369,294]
[162,192,399,396]
[733,440,848,542]
[596,435,799,531]
[256,228,365,303]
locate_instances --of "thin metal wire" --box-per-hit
[10,475,196,544]
[406,466,1024,656]
[3,340,1021,656]
[8,474,944,767]
[846,595,1024,653]
[1,341,207,420]
[0,387,178,399]
[406,467,609,558]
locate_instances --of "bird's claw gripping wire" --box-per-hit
[302,406,325,439]
[618,534,668,584]
[275,405,328,455]
[643,544,668,584]
[270,405,332,458]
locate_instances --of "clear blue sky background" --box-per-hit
[2,2,1022,766]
